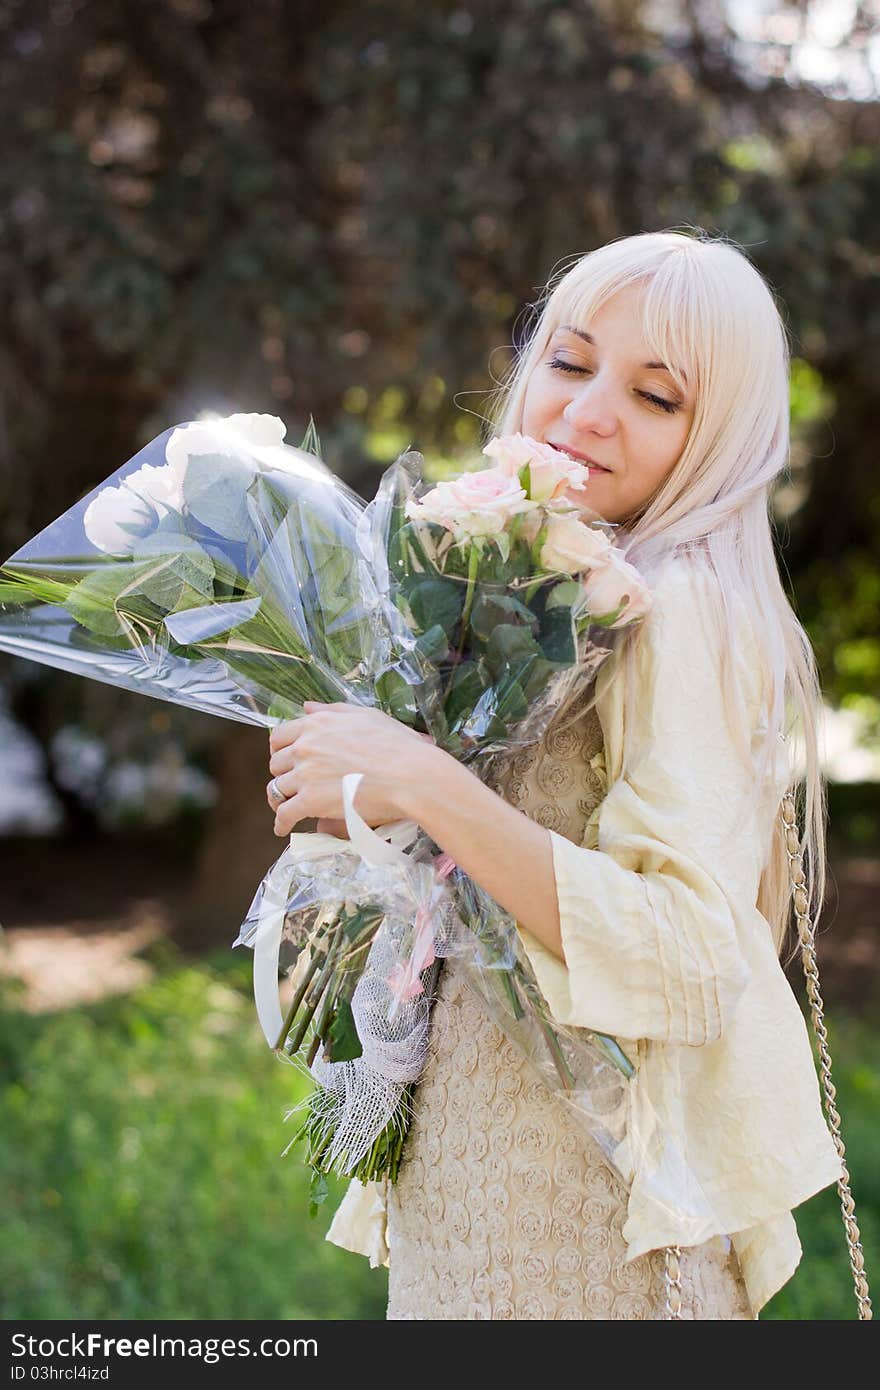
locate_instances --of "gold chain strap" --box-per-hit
[660,791,873,1320]
[781,791,873,1320]
[662,1244,683,1319]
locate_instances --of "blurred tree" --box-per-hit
[0,0,877,935]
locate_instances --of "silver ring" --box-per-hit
[268,776,285,807]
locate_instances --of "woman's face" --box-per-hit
[521,284,695,525]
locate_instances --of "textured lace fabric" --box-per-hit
[385,693,754,1320]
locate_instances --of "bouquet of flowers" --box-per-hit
[0,413,722,1246]
[237,431,655,1212]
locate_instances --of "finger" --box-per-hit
[274,793,309,837]
[316,817,351,840]
[303,701,350,712]
[269,719,300,752]
[268,746,297,777]
[266,770,298,809]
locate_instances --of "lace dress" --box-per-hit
[385,695,754,1320]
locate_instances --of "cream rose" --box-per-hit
[483,432,590,503]
[582,550,654,627]
[539,513,614,575]
[406,466,538,540]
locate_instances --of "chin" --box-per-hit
[564,489,605,521]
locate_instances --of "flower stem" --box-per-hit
[274,944,323,1052]
[283,914,346,1057]
[443,544,480,702]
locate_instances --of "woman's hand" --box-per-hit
[266,701,437,838]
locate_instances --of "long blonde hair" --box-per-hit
[484,228,826,967]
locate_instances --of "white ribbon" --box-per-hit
[251,772,421,1047]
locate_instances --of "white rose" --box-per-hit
[224,413,287,447]
[83,484,157,556]
[125,460,185,513]
[165,413,287,470]
[83,461,186,556]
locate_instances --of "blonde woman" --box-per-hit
[266,229,843,1319]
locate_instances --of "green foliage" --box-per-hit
[0,946,386,1320]
[789,358,835,428]
[760,1000,880,1320]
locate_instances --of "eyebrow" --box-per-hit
[556,324,687,383]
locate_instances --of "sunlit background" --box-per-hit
[0,0,878,1321]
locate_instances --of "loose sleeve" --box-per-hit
[517,563,767,1047]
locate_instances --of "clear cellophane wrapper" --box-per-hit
[0,418,430,730]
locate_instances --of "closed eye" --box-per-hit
[547,357,680,415]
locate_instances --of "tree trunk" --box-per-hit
[181,722,317,951]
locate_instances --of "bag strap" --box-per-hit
[781,791,873,1320]
[661,791,873,1320]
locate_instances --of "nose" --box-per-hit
[562,375,617,435]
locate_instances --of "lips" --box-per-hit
[548,442,612,472]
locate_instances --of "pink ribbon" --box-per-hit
[386,852,457,1006]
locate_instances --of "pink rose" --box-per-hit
[483,433,590,503]
[539,513,614,575]
[405,466,538,539]
[581,550,654,628]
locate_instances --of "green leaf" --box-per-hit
[64,561,161,637]
[0,578,31,603]
[539,605,576,663]
[406,577,464,638]
[443,662,486,728]
[591,600,628,628]
[414,623,450,662]
[469,590,537,642]
[307,1169,329,1219]
[517,461,532,497]
[298,415,323,459]
[484,623,541,679]
[322,1000,363,1063]
[181,453,254,540]
[137,543,216,611]
[374,667,420,724]
[267,696,301,721]
[545,579,583,611]
[486,674,530,728]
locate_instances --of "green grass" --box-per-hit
[0,940,876,1320]
[0,941,387,1320]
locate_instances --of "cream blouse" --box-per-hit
[324,555,843,1317]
